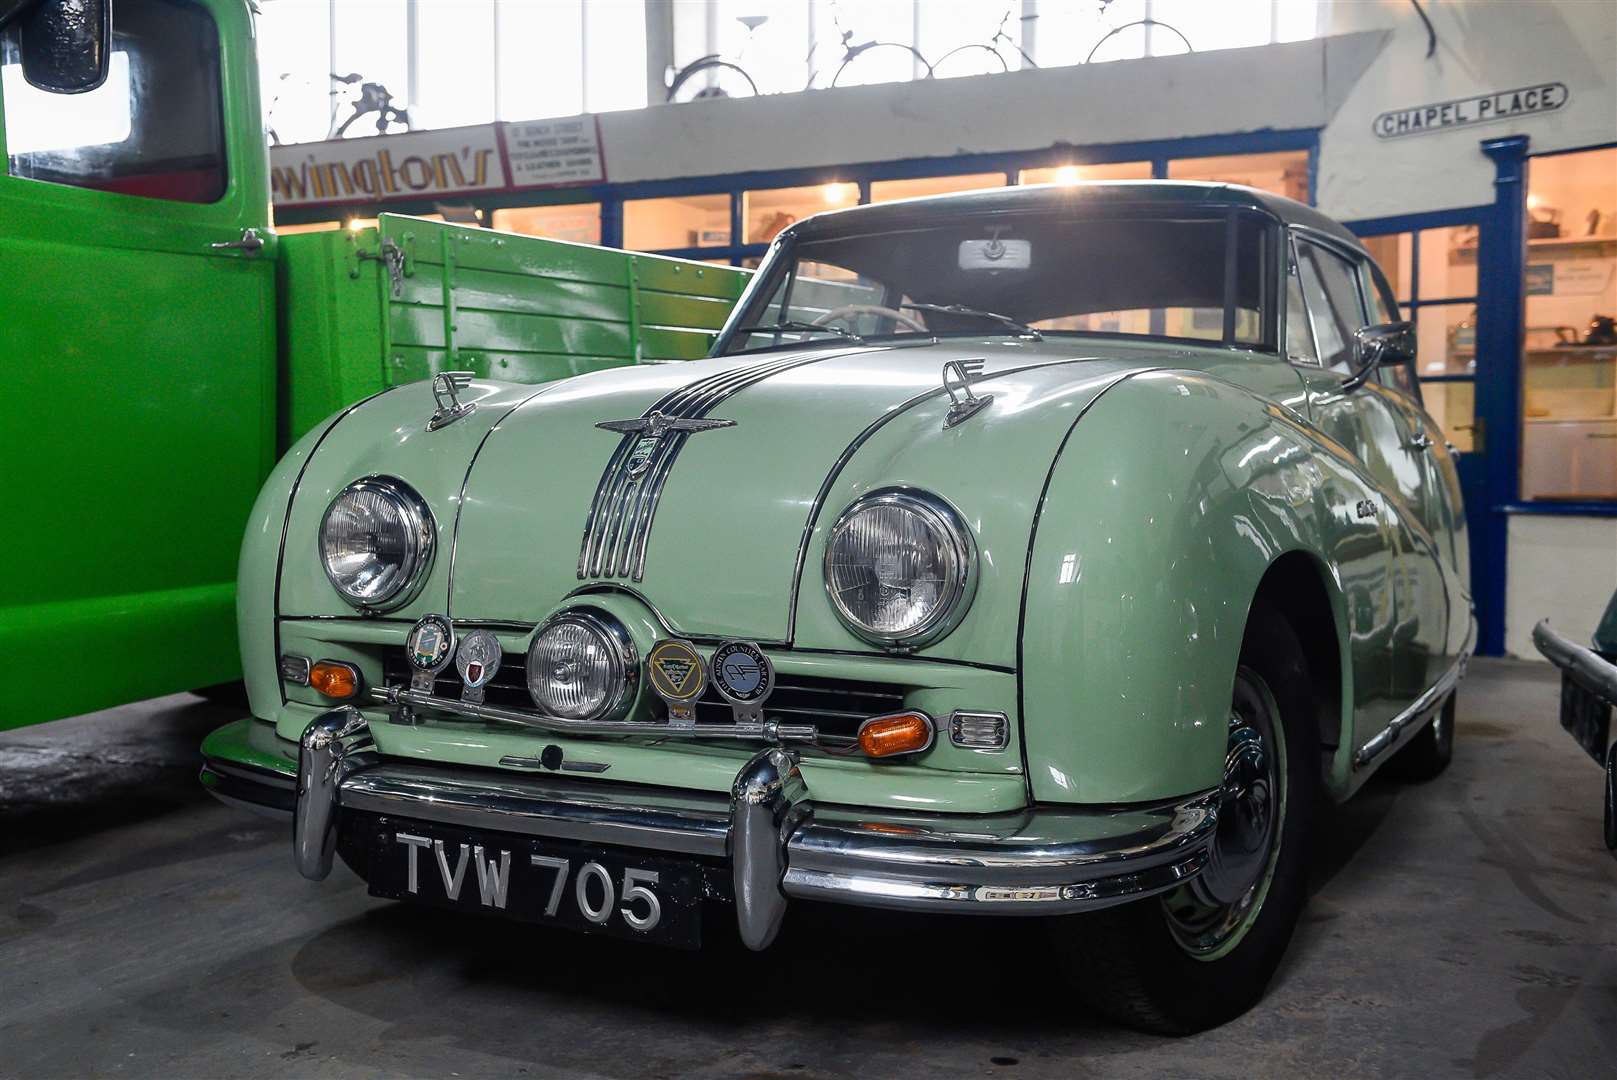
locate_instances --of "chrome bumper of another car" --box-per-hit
[201,712,1218,948]
[1532,619,1617,855]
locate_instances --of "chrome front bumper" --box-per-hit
[201,710,1219,950]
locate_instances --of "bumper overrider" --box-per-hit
[202,709,1219,949]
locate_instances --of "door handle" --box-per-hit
[1407,432,1433,452]
[210,227,264,257]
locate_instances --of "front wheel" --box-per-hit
[1051,609,1320,1033]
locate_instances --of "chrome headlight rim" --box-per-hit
[823,487,977,650]
[318,475,436,614]
[525,608,639,723]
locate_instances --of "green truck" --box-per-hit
[0,0,747,729]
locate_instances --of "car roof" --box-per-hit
[792,180,1365,253]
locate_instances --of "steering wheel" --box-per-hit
[812,304,929,334]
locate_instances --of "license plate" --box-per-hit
[1560,672,1612,764]
[363,818,705,948]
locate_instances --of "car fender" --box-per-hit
[1019,369,1374,804]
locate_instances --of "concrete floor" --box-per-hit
[1,658,1613,1078]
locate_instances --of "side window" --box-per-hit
[1295,239,1368,375]
[2,0,227,204]
[1285,252,1318,364]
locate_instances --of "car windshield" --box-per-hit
[721,207,1276,354]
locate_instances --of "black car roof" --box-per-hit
[792,180,1365,252]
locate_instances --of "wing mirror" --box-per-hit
[1344,321,1415,392]
[2,0,112,95]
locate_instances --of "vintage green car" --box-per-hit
[202,182,1473,1033]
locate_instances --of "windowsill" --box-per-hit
[1499,501,1617,518]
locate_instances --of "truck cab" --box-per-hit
[0,0,745,729]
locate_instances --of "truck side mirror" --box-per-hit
[10,0,112,95]
[1344,321,1414,392]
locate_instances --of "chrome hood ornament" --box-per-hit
[427,371,476,431]
[941,359,994,429]
[596,409,736,478]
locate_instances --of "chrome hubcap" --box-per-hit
[1161,670,1284,958]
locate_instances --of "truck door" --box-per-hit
[0,0,273,728]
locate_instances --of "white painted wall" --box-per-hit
[1318,0,1617,219]
[1506,515,1617,659]
[598,1,1615,226]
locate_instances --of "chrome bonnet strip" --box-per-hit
[578,349,868,583]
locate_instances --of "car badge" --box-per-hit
[647,638,707,728]
[404,614,456,692]
[596,410,736,479]
[710,640,775,725]
[453,629,503,705]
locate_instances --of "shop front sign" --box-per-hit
[1373,83,1569,139]
[272,116,607,209]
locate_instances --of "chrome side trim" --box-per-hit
[1353,650,1471,768]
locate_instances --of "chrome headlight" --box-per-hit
[526,610,637,721]
[318,476,435,612]
[824,489,976,648]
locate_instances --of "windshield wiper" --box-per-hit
[901,302,1042,341]
[734,320,866,344]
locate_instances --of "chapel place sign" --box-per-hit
[1373,82,1569,140]
[271,115,607,209]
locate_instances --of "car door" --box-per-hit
[1361,262,1468,681]
[1286,232,1446,746]
[0,0,274,728]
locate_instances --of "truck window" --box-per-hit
[1,0,226,203]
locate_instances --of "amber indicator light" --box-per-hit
[309,660,360,700]
[857,711,934,758]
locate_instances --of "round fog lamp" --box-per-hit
[526,611,637,722]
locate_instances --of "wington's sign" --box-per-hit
[271,115,607,209]
[1372,82,1569,139]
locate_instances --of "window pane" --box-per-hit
[920,0,1025,79]
[711,0,811,95]
[416,0,495,130]
[743,184,850,243]
[1149,0,1269,53]
[1361,233,1414,304]
[1422,382,1476,454]
[1418,226,1479,301]
[624,193,730,250]
[1413,303,1475,377]
[1041,0,1145,65]
[499,0,582,120]
[1169,151,1310,203]
[258,0,333,145]
[3,0,227,203]
[333,0,409,135]
[492,203,601,244]
[1286,267,1318,363]
[584,0,646,113]
[809,0,918,87]
[1297,240,1366,373]
[1019,161,1151,185]
[869,173,1004,203]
